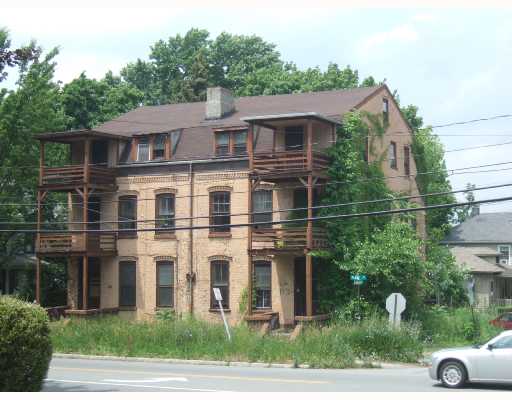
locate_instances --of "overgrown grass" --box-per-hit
[50,307,505,367]
[416,306,503,350]
[50,315,422,368]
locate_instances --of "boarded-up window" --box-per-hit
[404,145,411,175]
[388,142,397,170]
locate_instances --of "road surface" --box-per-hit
[43,357,512,392]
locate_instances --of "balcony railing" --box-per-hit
[252,151,330,176]
[36,232,117,255]
[252,227,329,253]
[40,165,116,188]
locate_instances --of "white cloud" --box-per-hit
[359,24,419,56]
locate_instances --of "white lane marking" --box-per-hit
[44,378,217,392]
[104,377,188,383]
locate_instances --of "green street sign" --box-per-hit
[350,274,368,282]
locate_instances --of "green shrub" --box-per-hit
[0,296,53,391]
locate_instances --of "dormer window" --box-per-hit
[137,137,150,161]
[215,129,247,156]
[152,134,166,160]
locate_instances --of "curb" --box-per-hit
[52,353,418,370]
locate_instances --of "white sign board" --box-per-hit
[213,287,223,302]
[386,293,406,327]
[213,287,231,341]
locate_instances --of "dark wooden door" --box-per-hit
[77,258,101,309]
[294,257,306,317]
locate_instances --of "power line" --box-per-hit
[2,181,511,226]
[2,194,511,234]
[0,160,511,207]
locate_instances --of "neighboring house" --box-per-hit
[444,212,512,308]
[0,254,37,296]
[34,84,425,326]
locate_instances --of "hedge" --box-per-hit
[0,296,53,391]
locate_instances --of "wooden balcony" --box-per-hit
[252,151,330,179]
[36,232,117,256]
[251,227,329,254]
[40,165,116,191]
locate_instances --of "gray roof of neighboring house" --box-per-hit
[450,247,504,274]
[443,212,512,244]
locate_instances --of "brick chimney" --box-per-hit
[205,87,235,119]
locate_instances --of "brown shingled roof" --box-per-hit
[96,85,383,136]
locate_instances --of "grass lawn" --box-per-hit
[49,307,505,368]
[50,315,423,368]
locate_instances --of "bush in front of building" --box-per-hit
[0,296,53,391]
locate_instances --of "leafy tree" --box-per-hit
[454,183,477,223]
[342,222,427,315]
[315,111,392,312]
[0,40,68,303]
[0,28,40,83]
[61,71,143,129]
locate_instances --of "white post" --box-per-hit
[213,287,231,341]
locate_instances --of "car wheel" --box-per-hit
[439,360,467,388]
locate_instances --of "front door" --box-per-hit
[77,257,101,309]
[294,257,319,317]
[294,257,306,316]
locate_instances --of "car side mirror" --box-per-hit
[487,344,494,351]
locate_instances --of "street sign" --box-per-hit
[213,287,231,341]
[386,293,406,328]
[350,274,367,282]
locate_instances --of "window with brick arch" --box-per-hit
[210,260,229,309]
[155,193,175,232]
[209,191,231,233]
[156,260,174,308]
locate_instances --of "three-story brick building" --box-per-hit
[35,85,424,326]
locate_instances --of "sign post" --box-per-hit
[385,293,406,328]
[213,287,231,341]
[350,274,367,321]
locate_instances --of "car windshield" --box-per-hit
[473,335,498,348]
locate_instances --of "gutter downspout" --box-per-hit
[188,162,195,314]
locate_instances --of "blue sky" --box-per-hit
[2,4,512,212]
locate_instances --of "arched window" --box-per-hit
[210,260,229,309]
[155,193,175,232]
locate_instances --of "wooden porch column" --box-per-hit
[247,177,253,316]
[36,142,45,304]
[82,138,90,310]
[306,120,314,317]
[247,124,254,316]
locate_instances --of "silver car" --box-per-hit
[429,330,512,388]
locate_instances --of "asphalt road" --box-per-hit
[43,357,512,392]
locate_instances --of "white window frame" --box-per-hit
[498,245,511,265]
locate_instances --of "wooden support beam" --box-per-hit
[36,189,43,304]
[306,173,314,317]
[82,255,88,310]
[39,142,45,186]
[247,123,254,170]
[35,257,41,304]
[247,176,253,316]
[306,120,313,170]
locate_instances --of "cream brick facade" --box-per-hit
[62,85,426,325]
